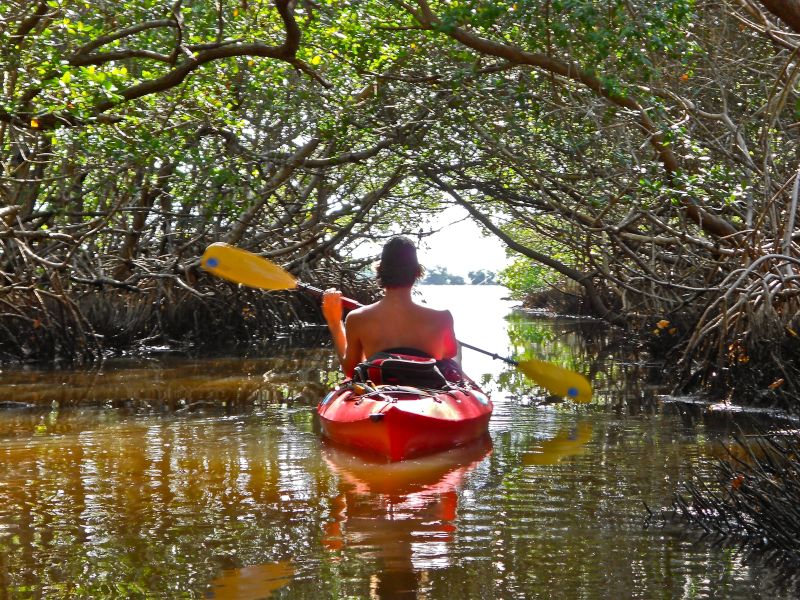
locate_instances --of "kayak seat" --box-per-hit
[353,349,451,389]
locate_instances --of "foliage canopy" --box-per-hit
[1,0,799,402]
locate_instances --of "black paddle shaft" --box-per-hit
[457,341,519,367]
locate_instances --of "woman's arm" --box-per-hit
[322,289,363,377]
[340,313,365,377]
[440,310,459,359]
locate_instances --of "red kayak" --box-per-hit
[317,353,493,462]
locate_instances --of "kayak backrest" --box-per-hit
[353,353,449,389]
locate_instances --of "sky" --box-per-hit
[350,205,510,277]
[416,205,509,277]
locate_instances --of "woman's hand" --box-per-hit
[322,288,351,372]
[321,288,343,324]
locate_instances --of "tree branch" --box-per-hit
[7,0,308,128]
[425,171,627,326]
[406,5,740,242]
[10,0,50,47]
[72,19,178,56]
[225,136,321,246]
[757,0,800,34]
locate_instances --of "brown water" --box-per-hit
[0,286,796,599]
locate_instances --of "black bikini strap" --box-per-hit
[372,347,434,359]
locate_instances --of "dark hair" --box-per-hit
[376,236,423,288]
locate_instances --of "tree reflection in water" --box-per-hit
[2,303,797,598]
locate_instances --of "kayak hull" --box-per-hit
[317,384,493,462]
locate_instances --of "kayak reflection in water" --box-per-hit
[322,236,458,378]
[320,436,492,598]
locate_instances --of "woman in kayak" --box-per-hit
[322,236,458,378]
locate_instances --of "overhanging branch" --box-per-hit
[425,171,627,326]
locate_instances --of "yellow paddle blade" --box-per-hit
[201,243,298,290]
[517,359,593,403]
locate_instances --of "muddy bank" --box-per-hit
[519,285,800,413]
[0,269,378,365]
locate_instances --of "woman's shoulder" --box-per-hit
[414,303,453,323]
[425,304,453,317]
[343,304,369,323]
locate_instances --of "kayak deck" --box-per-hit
[317,383,493,462]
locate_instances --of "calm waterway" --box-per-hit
[0,285,795,599]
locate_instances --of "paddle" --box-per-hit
[200,242,592,402]
[200,242,361,309]
[458,341,592,402]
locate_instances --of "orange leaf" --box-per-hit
[768,378,784,390]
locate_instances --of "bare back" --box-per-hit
[341,288,457,375]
